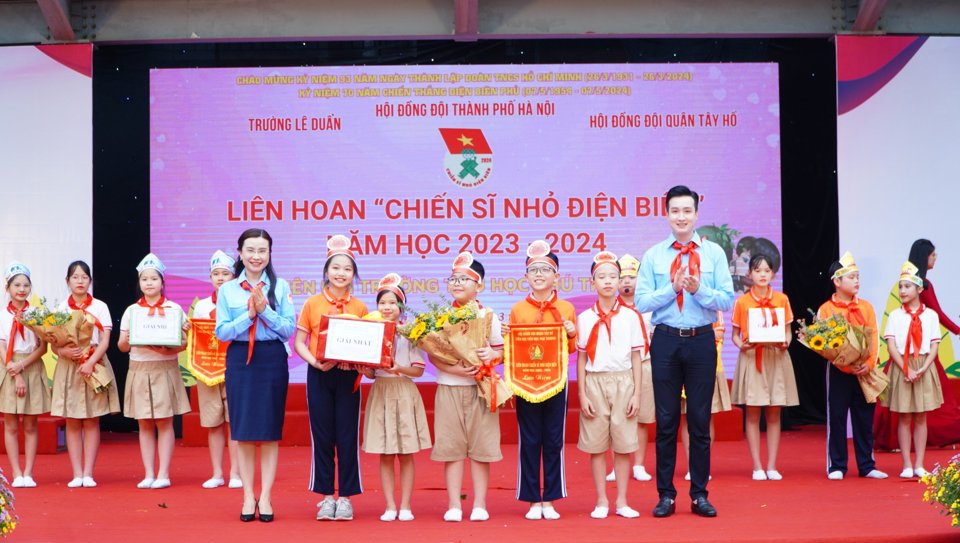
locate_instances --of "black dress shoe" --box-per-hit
[652,496,676,518]
[691,497,717,517]
[259,504,274,523]
[240,501,258,522]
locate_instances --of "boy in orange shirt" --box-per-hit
[817,252,887,480]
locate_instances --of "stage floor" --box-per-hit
[10,426,959,542]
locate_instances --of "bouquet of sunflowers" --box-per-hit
[400,299,512,410]
[19,299,112,394]
[798,310,888,402]
[921,454,960,528]
[0,468,17,538]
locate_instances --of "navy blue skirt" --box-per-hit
[225,340,289,442]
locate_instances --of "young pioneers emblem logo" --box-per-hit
[439,128,493,188]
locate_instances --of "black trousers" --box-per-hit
[826,364,876,476]
[515,387,568,502]
[307,366,362,496]
[650,328,717,500]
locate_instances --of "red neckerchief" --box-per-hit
[670,240,700,312]
[749,288,779,373]
[210,289,218,319]
[618,296,649,357]
[323,287,351,315]
[831,294,865,326]
[239,280,265,364]
[585,299,621,364]
[524,291,563,324]
[137,296,167,317]
[5,301,28,364]
[68,294,105,333]
[903,304,926,375]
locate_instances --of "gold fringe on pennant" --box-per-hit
[504,331,568,404]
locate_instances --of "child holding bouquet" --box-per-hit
[294,234,368,521]
[431,251,504,522]
[816,252,887,480]
[577,251,644,519]
[883,262,943,478]
[191,250,241,489]
[505,240,577,520]
[0,262,49,488]
[361,274,431,522]
[52,260,121,488]
[730,254,798,481]
[118,254,191,489]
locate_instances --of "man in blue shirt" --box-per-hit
[635,185,734,518]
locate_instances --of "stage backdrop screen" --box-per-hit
[150,62,782,383]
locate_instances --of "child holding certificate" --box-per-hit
[294,234,368,521]
[361,274,431,522]
[215,229,296,522]
[432,251,504,522]
[118,253,191,489]
[52,260,121,488]
[0,262,50,488]
[730,254,798,481]
[505,240,576,521]
[577,251,644,520]
[882,262,943,478]
[192,250,241,489]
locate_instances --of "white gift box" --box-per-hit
[747,307,786,344]
[129,306,184,346]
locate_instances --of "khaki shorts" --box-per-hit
[197,381,229,428]
[578,370,639,454]
[430,384,502,462]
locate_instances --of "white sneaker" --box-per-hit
[765,470,783,481]
[915,467,930,478]
[81,476,97,488]
[541,505,560,520]
[202,477,225,489]
[632,465,652,481]
[590,506,609,519]
[525,503,542,520]
[616,506,640,519]
[864,469,888,479]
[752,470,767,481]
[10,477,24,488]
[469,507,489,521]
[151,478,171,489]
[137,478,156,489]
[605,469,616,482]
[67,477,84,488]
[443,508,462,522]
[827,470,844,480]
[899,468,915,479]
[380,509,397,522]
[398,509,414,521]
[21,476,37,488]
[228,477,243,489]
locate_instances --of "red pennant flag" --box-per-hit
[439,128,493,154]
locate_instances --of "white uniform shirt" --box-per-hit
[577,300,644,372]
[883,306,940,356]
[0,309,39,355]
[58,298,112,346]
[436,306,504,386]
[120,299,184,362]
[376,334,427,379]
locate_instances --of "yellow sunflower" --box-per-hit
[828,337,844,349]
[809,335,826,351]
[827,319,838,329]
[455,307,470,319]
[409,321,427,341]
[436,313,450,328]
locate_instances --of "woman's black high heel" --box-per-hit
[259,501,274,523]
[240,500,258,522]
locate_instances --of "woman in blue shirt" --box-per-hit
[215,228,296,523]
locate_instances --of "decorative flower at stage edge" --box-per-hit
[0,468,18,537]
[921,453,960,527]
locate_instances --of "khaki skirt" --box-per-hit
[882,356,944,413]
[123,359,191,420]
[362,377,431,455]
[730,347,800,407]
[51,354,121,419]
[637,359,655,424]
[0,353,51,415]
